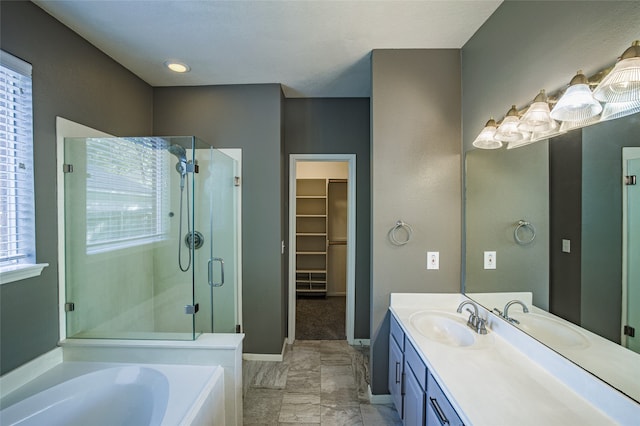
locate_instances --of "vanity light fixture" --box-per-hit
[592,40,640,103]
[518,90,557,133]
[550,70,602,122]
[494,105,529,143]
[472,41,639,151]
[164,61,191,73]
[472,118,502,149]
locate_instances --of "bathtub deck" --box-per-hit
[0,362,224,426]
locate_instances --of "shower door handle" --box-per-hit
[209,257,224,287]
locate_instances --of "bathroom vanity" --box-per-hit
[388,293,640,425]
[390,312,463,426]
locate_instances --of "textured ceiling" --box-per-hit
[33,0,502,98]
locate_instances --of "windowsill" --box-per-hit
[0,263,49,285]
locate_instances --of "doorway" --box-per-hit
[622,147,640,353]
[288,154,356,343]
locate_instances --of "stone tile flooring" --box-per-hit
[243,340,402,425]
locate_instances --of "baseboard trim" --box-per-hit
[368,385,393,405]
[352,338,370,346]
[242,339,288,362]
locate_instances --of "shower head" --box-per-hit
[167,144,187,162]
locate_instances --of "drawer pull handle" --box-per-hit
[430,397,450,425]
[395,361,401,384]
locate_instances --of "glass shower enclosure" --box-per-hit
[63,136,238,340]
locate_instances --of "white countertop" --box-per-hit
[467,291,640,403]
[389,293,639,425]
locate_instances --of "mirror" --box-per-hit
[464,111,640,402]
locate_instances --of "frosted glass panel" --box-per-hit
[64,136,199,340]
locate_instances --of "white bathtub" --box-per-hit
[0,362,225,426]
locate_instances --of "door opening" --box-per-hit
[288,155,356,344]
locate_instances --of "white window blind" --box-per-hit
[85,137,169,254]
[0,51,35,268]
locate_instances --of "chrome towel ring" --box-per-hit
[514,220,536,245]
[389,220,413,246]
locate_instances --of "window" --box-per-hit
[85,137,169,254]
[0,50,44,283]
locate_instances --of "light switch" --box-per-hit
[562,239,571,253]
[427,251,439,270]
[484,251,496,270]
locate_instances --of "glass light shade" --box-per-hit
[495,114,529,143]
[519,101,556,132]
[472,119,502,149]
[528,119,564,143]
[550,83,602,122]
[593,41,640,103]
[559,114,600,132]
[600,100,640,121]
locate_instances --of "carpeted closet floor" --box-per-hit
[296,296,346,340]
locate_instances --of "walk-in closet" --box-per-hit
[295,161,348,340]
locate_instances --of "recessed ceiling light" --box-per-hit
[164,61,191,73]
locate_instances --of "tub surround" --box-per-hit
[0,333,244,426]
[59,334,243,426]
[0,362,224,426]
[0,347,63,399]
[390,293,640,425]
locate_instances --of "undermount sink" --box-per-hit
[409,311,477,347]
[510,312,590,349]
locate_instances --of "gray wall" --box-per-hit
[582,113,640,342]
[370,49,462,394]
[152,84,286,354]
[0,0,153,375]
[465,142,549,309]
[549,131,582,324]
[284,98,371,339]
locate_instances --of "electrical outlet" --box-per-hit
[562,239,571,253]
[484,251,496,269]
[427,251,439,270]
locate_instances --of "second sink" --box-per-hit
[509,312,590,349]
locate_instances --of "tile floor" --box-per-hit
[243,340,402,425]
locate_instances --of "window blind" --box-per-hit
[0,51,35,267]
[85,137,169,254]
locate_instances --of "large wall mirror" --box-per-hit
[464,111,640,402]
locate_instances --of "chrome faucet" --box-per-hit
[456,300,487,334]
[502,300,529,324]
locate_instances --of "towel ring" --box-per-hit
[514,220,536,245]
[389,220,413,246]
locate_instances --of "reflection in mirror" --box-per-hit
[464,112,640,402]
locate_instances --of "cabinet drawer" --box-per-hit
[427,373,464,426]
[390,314,405,350]
[404,339,427,390]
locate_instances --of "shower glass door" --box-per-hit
[194,147,239,333]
